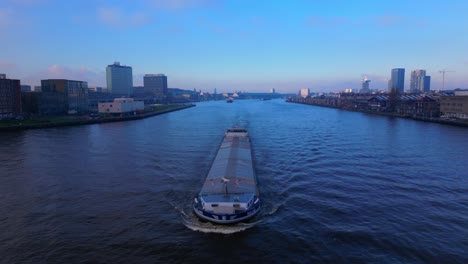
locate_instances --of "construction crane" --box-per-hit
[439,69,455,90]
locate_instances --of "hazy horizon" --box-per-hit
[1,0,467,93]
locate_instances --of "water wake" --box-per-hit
[180,208,260,234]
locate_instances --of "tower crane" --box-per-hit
[439,69,455,90]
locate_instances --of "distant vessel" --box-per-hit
[226,97,234,103]
[193,129,260,224]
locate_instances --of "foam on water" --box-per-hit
[180,208,259,234]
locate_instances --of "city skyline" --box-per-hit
[1,0,468,93]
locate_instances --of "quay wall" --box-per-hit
[0,104,195,132]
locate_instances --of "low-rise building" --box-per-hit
[87,91,115,113]
[440,95,468,119]
[98,98,144,114]
[40,79,89,114]
[21,92,41,115]
[415,95,439,118]
[367,94,440,117]
[368,95,387,111]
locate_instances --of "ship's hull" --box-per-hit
[193,196,260,224]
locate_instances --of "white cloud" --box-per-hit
[375,15,403,26]
[304,14,427,30]
[97,7,121,26]
[306,16,350,28]
[0,60,16,69]
[0,61,18,78]
[6,0,46,5]
[23,65,105,86]
[97,7,150,28]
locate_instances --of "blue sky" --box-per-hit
[1,0,467,93]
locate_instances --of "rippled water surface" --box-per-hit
[1,100,467,263]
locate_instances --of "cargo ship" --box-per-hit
[193,129,260,224]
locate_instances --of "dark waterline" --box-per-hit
[1,100,467,263]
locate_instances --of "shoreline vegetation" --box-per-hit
[287,100,468,128]
[0,104,195,132]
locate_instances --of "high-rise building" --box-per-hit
[360,77,371,93]
[41,79,89,114]
[106,62,133,97]
[423,76,431,92]
[410,70,427,93]
[390,68,405,93]
[0,74,21,117]
[410,70,431,93]
[144,74,168,99]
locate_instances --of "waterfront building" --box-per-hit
[454,90,468,96]
[41,79,89,114]
[368,96,387,111]
[415,95,439,117]
[21,92,41,114]
[269,88,276,93]
[144,74,167,99]
[367,94,439,117]
[300,88,310,98]
[390,68,405,93]
[106,62,133,97]
[440,95,468,119]
[98,98,144,114]
[87,91,114,113]
[0,74,21,118]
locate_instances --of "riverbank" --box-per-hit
[288,100,468,128]
[0,104,195,132]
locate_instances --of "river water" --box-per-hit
[0,99,467,263]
